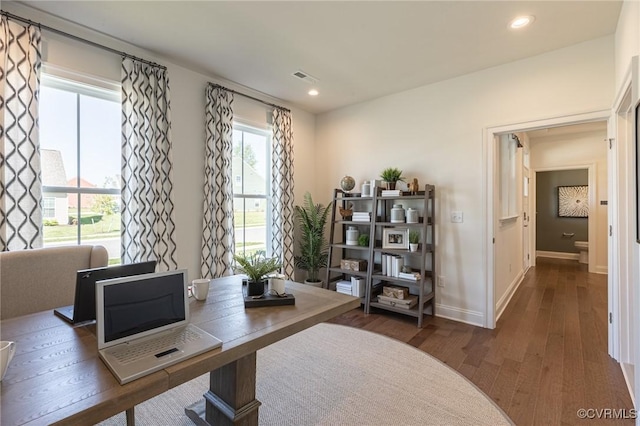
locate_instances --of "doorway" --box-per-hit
[483,110,610,329]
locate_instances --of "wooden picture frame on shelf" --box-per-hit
[382,228,409,250]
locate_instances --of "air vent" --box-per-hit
[292,70,319,85]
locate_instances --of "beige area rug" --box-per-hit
[98,323,513,425]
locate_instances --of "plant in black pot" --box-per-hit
[380,167,405,190]
[233,251,282,296]
[294,192,331,287]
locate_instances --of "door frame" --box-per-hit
[483,109,610,329]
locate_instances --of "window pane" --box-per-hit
[242,132,268,196]
[40,86,78,187]
[234,197,267,257]
[79,94,120,189]
[82,193,121,264]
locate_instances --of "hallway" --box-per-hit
[330,258,634,424]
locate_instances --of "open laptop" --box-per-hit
[54,260,157,324]
[96,269,223,384]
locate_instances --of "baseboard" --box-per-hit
[436,304,484,327]
[536,251,579,260]
[594,265,608,275]
[495,270,525,321]
[621,362,635,406]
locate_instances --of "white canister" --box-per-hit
[406,208,419,223]
[346,226,359,245]
[361,182,371,197]
[390,204,405,223]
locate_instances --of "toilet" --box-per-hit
[574,241,589,264]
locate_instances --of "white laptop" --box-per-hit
[96,269,222,384]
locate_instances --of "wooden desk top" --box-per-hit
[0,276,359,426]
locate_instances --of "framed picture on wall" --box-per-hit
[558,185,589,218]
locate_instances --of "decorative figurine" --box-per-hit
[339,202,354,219]
[408,178,419,194]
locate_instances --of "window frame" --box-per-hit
[232,122,273,257]
[40,71,121,246]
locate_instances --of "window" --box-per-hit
[232,124,271,257]
[39,72,121,264]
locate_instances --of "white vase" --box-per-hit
[410,243,419,252]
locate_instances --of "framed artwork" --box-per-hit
[558,185,589,218]
[382,228,409,250]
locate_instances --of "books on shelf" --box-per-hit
[351,277,366,298]
[398,272,421,281]
[381,254,403,277]
[336,280,352,295]
[352,211,371,222]
[381,189,402,197]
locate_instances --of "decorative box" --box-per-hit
[382,286,409,300]
[377,294,417,309]
[340,259,368,271]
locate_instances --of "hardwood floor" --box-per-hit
[329,257,634,425]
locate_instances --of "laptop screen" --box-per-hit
[96,270,189,349]
[73,260,157,323]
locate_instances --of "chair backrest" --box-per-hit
[0,245,109,319]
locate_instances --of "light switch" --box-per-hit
[451,211,463,223]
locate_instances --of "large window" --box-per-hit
[232,124,271,257]
[39,72,121,263]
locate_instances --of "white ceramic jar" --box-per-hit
[390,204,405,223]
[346,226,359,245]
[406,208,419,223]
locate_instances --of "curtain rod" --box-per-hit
[1,10,167,70]
[208,83,290,113]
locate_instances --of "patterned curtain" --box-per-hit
[121,58,177,271]
[271,108,295,278]
[0,16,43,251]
[201,84,235,278]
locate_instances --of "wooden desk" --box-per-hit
[0,276,359,426]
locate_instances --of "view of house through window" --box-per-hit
[232,124,271,258]
[39,73,121,264]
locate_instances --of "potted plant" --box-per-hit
[294,192,331,287]
[358,234,369,247]
[233,251,282,296]
[409,230,420,252]
[380,167,405,190]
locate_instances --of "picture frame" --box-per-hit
[382,227,409,250]
[557,185,589,218]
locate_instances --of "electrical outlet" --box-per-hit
[451,211,463,223]
[437,275,445,287]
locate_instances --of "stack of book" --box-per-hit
[381,254,403,277]
[398,271,421,281]
[381,189,402,197]
[336,280,352,295]
[352,211,371,222]
[351,276,366,298]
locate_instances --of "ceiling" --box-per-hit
[11,1,622,114]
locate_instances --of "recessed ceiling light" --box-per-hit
[308,89,319,96]
[509,15,535,29]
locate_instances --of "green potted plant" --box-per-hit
[380,167,405,190]
[358,234,369,247]
[233,251,282,296]
[409,230,420,252]
[294,192,331,287]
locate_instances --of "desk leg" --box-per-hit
[185,352,261,426]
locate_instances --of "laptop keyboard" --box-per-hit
[113,328,202,365]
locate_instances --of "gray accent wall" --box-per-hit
[536,169,588,253]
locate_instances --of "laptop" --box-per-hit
[54,260,157,324]
[96,269,223,384]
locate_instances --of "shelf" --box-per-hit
[373,245,433,255]
[371,274,432,285]
[328,266,368,278]
[331,243,370,251]
[333,220,372,225]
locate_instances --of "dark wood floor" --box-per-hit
[329,257,634,425]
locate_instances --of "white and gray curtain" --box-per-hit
[121,58,178,271]
[271,108,295,278]
[201,84,235,278]
[0,16,43,251]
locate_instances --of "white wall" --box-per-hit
[529,129,608,273]
[316,36,615,326]
[4,3,317,282]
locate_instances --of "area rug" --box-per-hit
[98,323,513,425]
